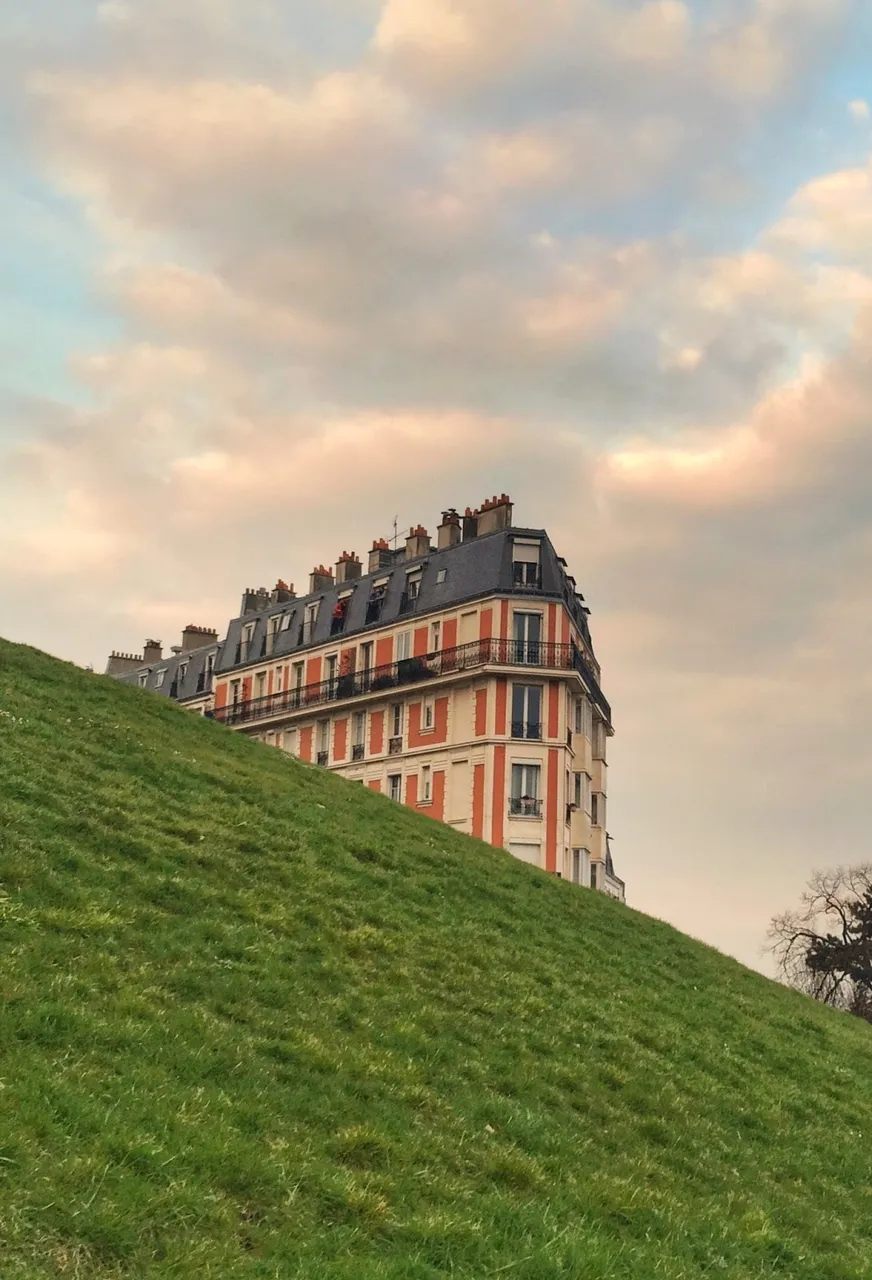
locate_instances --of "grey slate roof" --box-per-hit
[216,528,595,675]
[113,639,225,703]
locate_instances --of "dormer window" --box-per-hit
[366,580,388,625]
[155,669,167,688]
[301,602,319,645]
[240,622,255,662]
[265,614,282,655]
[330,595,350,636]
[512,539,541,588]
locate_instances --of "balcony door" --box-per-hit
[513,611,542,664]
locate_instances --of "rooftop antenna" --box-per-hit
[391,515,400,551]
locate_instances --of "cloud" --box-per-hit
[848,98,869,120]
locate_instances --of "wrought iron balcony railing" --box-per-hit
[388,736,403,756]
[352,743,365,761]
[510,720,542,740]
[316,750,329,766]
[509,797,543,817]
[208,637,610,729]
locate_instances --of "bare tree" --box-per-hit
[768,865,872,1024]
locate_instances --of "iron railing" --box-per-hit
[510,720,542,740]
[208,637,610,728]
[509,797,543,817]
[352,743,365,761]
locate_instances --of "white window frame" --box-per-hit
[421,765,432,803]
[155,669,167,688]
[352,711,367,747]
[396,631,411,662]
[138,673,148,688]
[431,620,441,652]
[436,568,447,584]
[255,671,267,700]
[388,773,402,803]
[280,611,293,631]
[317,719,330,755]
[422,697,435,731]
[391,703,403,738]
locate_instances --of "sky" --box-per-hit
[2,0,872,975]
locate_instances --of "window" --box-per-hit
[230,680,241,706]
[352,712,366,760]
[431,620,441,652]
[575,697,592,738]
[421,765,432,803]
[407,574,421,600]
[388,773,402,802]
[511,684,542,739]
[280,611,293,631]
[265,614,281,654]
[572,848,581,885]
[292,662,304,694]
[302,602,319,644]
[255,671,267,700]
[391,704,403,737]
[396,631,411,662]
[592,793,605,827]
[178,662,188,684]
[241,623,255,662]
[513,612,542,664]
[205,652,215,680]
[510,763,542,817]
[360,641,374,671]
[283,729,297,756]
[593,719,607,760]
[366,582,387,624]
[436,568,447,584]
[579,773,592,814]
[155,669,167,688]
[422,698,435,731]
[274,667,283,694]
[138,673,148,688]
[325,654,338,693]
[512,540,541,588]
[316,720,330,765]
[590,863,599,890]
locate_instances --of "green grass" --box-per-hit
[1,638,871,1279]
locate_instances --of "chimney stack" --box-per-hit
[269,580,296,607]
[309,564,334,594]
[181,624,219,653]
[335,551,362,585]
[240,587,270,615]
[437,509,462,550]
[405,525,431,560]
[143,639,163,664]
[105,651,145,676]
[475,493,514,537]
[462,507,479,542]
[368,538,393,574]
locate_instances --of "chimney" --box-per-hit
[309,564,334,594]
[105,651,145,676]
[437,509,462,550]
[405,524,431,560]
[181,624,219,653]
[462,507,479,542]
[335,551,362,585]
[475,493,513,537]
[170,646,182,656]
[240,589,259,615]
[368,538,393,574]
[143,639,163,664]
[269,580,295,607]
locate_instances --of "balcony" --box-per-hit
[388,736,403,756]
[512,564,542,590]
[209,637,611,729]
[509,797,543,818]
[511,720,542,740]
[316,750,329,766]
[352,743,365,761]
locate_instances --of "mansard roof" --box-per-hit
[113,639,225,701]
[216,526,594,675]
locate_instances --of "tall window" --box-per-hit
[265,614,281,655]
[280,611,294,632]
[407,574,422,601]
[316,720,330,765]
[138,673,148,688]
[510,763,541,816]
[205,652,215,681]
[592,793,605,827]
[325,654,338,694]
[422,698,435,731]
[388,774,402,802]
[303,602,319,644]
[241,623,255,661]
[352,711,366,760]
[178,662,188,684]
[593,719,607,760]
[511,685,542,739]
[275,667,283,694]
[292,662,304,692]
[572,848,581,885]
[360,641,374,671]
[230,680,241,706]
[155,669,166,688]
[396,631,411,662]
[513,612,542,664]
[255,671,267,700]
[421,765,432,803]
[431,620,441,652]
[512,540,541,587]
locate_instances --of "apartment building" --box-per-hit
[106,495,624,900]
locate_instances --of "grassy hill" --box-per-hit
[1,637,871,1280]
